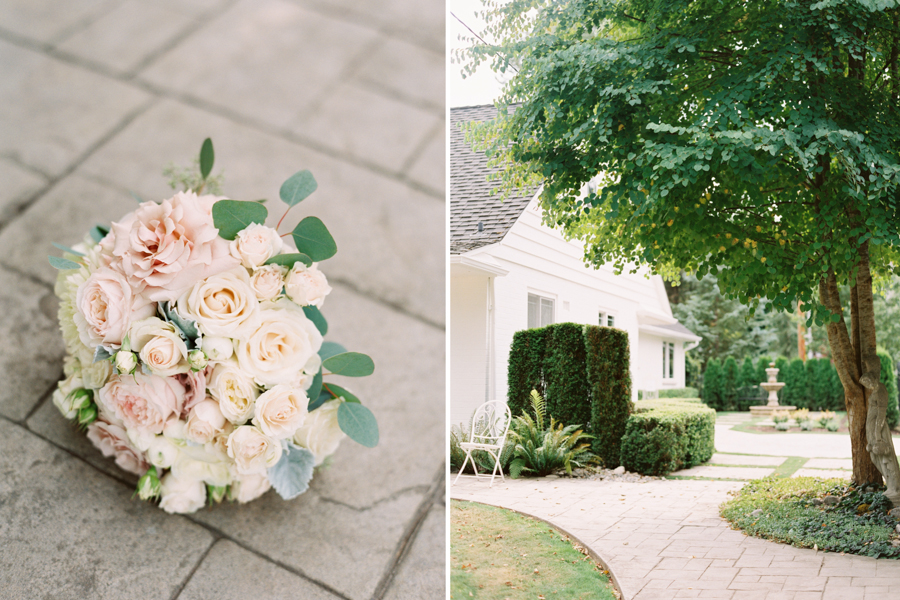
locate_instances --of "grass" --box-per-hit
[450,500,618,600]
[721,476,900,558]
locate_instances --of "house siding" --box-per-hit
[449,275,488,427]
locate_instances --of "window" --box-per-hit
[662,342,675,379]
[528,293,554,328]
[607,314,615,327]
[599,311,615,327]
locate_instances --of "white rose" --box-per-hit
[163,418,187,440]
[172,443,232,487]
[293,399,346,466]
[229,473,271,503]
[236,299,323,387]
[208,360,258,424]
[253,385,308,440]
[284,262,332,307]
[74,266,155,349]
[230,223,283,268]
[114,351,138,375]
[249,264,285,301]
[129,317,189,377]
[159,472,207,514]
[146,435,180,469]
[81,360,112,389]
[185,398,227,444]
[177,267,261,339]
[226,425,281,475]
[201,336,234,362]
[52,373,85,419]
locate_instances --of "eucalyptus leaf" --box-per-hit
[318,341,347,361]
[308,390,332,412]
[303,305,328,335]
[291,217,337,262]
[306,368,323,406]
[267,443,316,500]
[264,253,312,268]
[200,138,214,180]
[89,225,110,243]
[279,170,318,206]
[52,242,84,257]
[49,256,81,270]
[323,352,375,377]
[323,383,360,404]
[93,345,114,363]
[212,200,268,240]
[338,402,379,447]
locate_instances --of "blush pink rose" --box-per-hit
[74,266,155,348]
[86,419,150,475]
[109,191,239,302]
[98,373,185,435]
[178,366,210,417]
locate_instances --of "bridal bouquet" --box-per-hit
[48,140,378,514]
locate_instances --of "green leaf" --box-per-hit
[308,390,332,412]
[49,256,81,270]
[306,368,323,406]
[303,305,328,335]
[52,242,84,257]
[89,225,110,243]
[292,217,337,262]
[338,402,379,447]
[200,138,214,180]
[323,352,375,377]
[279,170,318,206]
[322,383,360,404]
[264,253,312,268]
[159,302,201,349]
[267,443,316,500]
[318,341,347,361]
[212,200,268,240]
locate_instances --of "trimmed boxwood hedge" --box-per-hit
[584,325,631,468]
[544,322,591,430]
[658,387,699,399]
[620,399,715,476]
[507,327,549,419]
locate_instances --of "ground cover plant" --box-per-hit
[450,422,515,476]
[450,500,618,600]
[721,477,900,558]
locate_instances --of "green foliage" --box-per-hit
[736,356,762,410]
[337,401,379,447]
[507,328,549,419]
[265,253,312,268]
[722,356,739,410]
[543,323,591,430]
[280,170,318,206]
[292,216,337,262]
[584,325,631,468]
[323,352,375,377]
[302,305,327,335]
[199,138,214,181]
[267,443,316,500]
[450,422,515,475]
[658,387,699,399]
[755,356,772,387]
[620,400,715,476]
[212,200,268,240]
[721,477,900,559]
[781,358,809,408]
[878,349,900,430]
[702,358,723,410]
[49,255,81,270]
[806,358,835,411]
[163,156,223,196]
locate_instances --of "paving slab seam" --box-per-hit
[20,379,56,424]
[0,261,52,292]
[168,536,222,600]
[320,483,435,512]
[398,121,445,175]
[355,77,443,115]
[44,0,123,47]
[371,464,446,600]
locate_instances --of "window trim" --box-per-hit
[527,292,555,329]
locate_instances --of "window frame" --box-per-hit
[527,292,555,329]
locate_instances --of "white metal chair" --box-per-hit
[453,401,512,487]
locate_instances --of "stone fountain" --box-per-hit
[749,362,795,417]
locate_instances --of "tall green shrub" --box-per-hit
[507,327,549,418]
[806,359,832,411]
[877,349,899,431]
[584,325,631,468]
[774,356,789,403]
[736,357,759,410]
[543,323,591,430]
[703,358,723,410]
[755,355,772,387]
[722,356,739,410]
[781,358,808,408]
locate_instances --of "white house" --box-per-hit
[450,105,701,427]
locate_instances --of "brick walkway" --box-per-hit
[451,477,900,599]
[0,1,444,599]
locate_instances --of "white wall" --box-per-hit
[449,275,488,427]
[637,333,687,393]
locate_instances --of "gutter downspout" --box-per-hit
[485,276,495,403]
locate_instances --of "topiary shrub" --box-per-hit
[782,358,809,408]
[755,355,772,389]
[584,325,631,468]
[619,400,715,475]
[543,323,591,431]
[877,349,899,431]
[806,358,832,411]
[702,358,723,410]
[507,327,549,419]
[658,387,700,399]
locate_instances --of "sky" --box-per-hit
[447,0,506,107]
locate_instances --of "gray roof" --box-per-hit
[656,322,700,339]
[450,105,541,254]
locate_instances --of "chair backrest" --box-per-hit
[468,401,512,446]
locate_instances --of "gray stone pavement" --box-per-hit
[0,2,444,599]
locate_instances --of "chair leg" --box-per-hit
[488,450,501,487]
[453,451,472,485]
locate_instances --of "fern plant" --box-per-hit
[508,390,597,478]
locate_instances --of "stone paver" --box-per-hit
[804,458,853,470]
[451,477,900,600]
[0,0,445,598]
[709,454,787,467]
[674,466,775,480]
[715,424,853,458]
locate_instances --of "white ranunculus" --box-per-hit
[253,385,308,440]
[293,399,346,466]
[230,223,283,268]
[229,472,271,503]
[284,262,332,307]
[236,299,323,387]
[177,267,261,339]
[185,398,227,444]
[249,264,285,301]
[129,317,189,377]
[146,435,180,469]
[201,336,234,362]
[172,443,232,487]
[159,472,207,514]
[208,360,258,424]
[226,425,282,475]
[80,359,112,389]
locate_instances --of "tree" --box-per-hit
[722,356,739,410]
[702,358,723,409]
[465,0,900,486]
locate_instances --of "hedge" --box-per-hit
[658,387,700,399]
[543,322,591,431]
[620,399,715,476]
[507,327,549,419]
[584,325,632,468]
[878,349,899,430]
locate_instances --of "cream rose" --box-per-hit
[74,266,155,348]
[284,262,332,307]
[146,435,180,469]
[201,336,234,362]
[249,264,285,301]
[177,266,261,339]
[253,385,308,440]
[86,420,150,475]
[172,443,232,487]
[81,360,112,389]
[110,192,240,302]
[159,472,206,514]
[129,317,189,377]
[226,425,282,475]
[229,473,271,503]
[293,399,346,466]
[185,398,227,444]
[236,299,323,387]
[52,373,85,419]
[230,223,283,268]
[98,373,185,435]
[208,360,258,424]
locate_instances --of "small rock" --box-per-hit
[612,466,626,475]
[823,495,839,505]
[811,498,823,506]
[895,524,900,534]
[750,509,763,517]
[865,486,875,493]
[545,475,559,480]
[893,540,900,548]
[890,507,900,519]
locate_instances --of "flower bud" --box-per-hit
[137,466,161,500]
[188,349,209,372]
[115,351,138,375]
[207,484,228,504]
[68,388,93,411]
[77,404,98,427]
[201,336,233,361]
